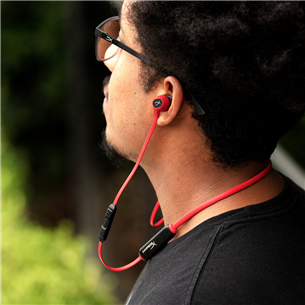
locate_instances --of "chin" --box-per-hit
[103,128,141,164]
[100,130,127,166]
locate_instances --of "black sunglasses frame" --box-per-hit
[95,16,156,67]
[95,16,205,115]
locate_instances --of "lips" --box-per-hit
[103,89,109,104]
[103,84,109,102]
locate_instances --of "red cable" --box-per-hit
[151,161,272,231]
[112,115,158,206]
[100,160,272,270]
[99,101,272,271]
[98,241,143,272]
[171,160,272,231]
[150,201,164,227]
[99,115,158,271]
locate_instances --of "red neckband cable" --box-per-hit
[151,160,272,232]
[98,96,272,272]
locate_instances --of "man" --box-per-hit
[96,1,305,304]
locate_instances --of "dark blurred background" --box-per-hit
[1,1,160,302]
[1,1,304,303]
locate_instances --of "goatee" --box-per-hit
[100,130,127,167]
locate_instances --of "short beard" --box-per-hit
[100,130,127,167]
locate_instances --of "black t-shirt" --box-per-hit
[125,174,305,305]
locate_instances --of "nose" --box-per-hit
[104,45,121,72]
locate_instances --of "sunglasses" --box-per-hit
[95,16,205,115]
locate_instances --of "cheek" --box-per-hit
[108,59,143,123]
[104,47,121,71]
[105,70,142,144]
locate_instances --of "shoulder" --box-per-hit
[190,177,305,304]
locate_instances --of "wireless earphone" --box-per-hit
[153,95,172,115]
[98,95,172,271]
[98,95,272,272]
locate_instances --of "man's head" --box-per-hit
[101,1,305,168]
[100,1,195,166]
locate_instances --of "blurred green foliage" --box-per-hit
[1,138,118,304]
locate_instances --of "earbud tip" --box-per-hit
[152,95,172,116]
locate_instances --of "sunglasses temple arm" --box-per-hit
[188,91,205,115]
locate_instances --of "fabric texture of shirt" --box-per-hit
[125,174,305,305]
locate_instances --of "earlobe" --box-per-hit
[157,76,185,126]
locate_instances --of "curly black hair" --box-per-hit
[126,1,305,168]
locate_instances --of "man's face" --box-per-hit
[102,1,159,163]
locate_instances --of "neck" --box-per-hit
[141,126,284,239]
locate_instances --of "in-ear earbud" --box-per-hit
[153,95,172,117]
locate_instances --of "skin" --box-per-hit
[103,1,285,240]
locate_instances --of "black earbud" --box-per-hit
[153,95,172,117]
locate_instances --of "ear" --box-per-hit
[157,76,185,126]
